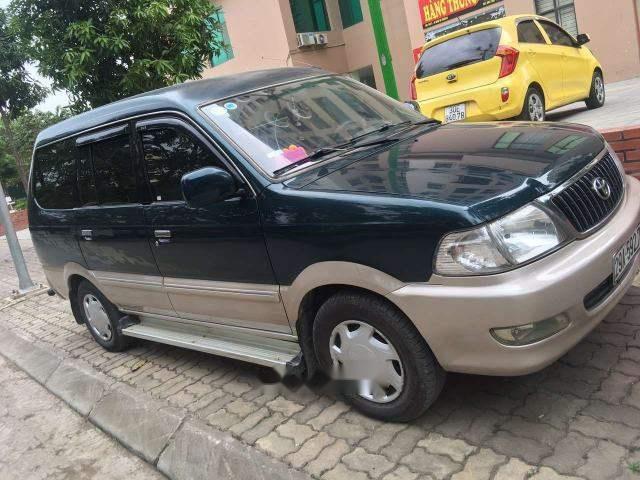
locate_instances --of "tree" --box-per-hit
[10,0,224,110]
[0,7,47,189]
[0,110,69,193]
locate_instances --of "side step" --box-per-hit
[122,318,301,376]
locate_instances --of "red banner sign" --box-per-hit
[419,0,501,28]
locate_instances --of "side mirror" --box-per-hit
[576,33,590,46]
[181,167,238,208]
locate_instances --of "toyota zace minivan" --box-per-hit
[29,68,640,421]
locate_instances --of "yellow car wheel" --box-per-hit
[517,87,546,122]
[586,71,605,110]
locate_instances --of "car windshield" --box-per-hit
[201,76,427,177]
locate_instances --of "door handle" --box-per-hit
[154,230,172,246]
[81,229,93,241]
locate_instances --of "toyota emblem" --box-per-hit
[446,73,457,82]
[592,177,611,200]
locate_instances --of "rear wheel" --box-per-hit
[517,87,546,121]
[76,280,130,352]
[312,291,445,421]
[585,71,605,109]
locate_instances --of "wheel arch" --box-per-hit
[528,81,546,103]
[62,263,110,325]
[283,262,412,375]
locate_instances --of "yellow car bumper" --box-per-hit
[417,76,527,123]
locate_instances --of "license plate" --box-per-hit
[444,103,466,123]
[613,225,640,285]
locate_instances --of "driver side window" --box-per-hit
[140,123,226,202]
[538,20,575,47]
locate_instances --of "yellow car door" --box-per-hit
[537,20,591,103]
[516,19,564,108]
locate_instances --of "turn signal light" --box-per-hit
[496,45,519,78]
[410,74,417,101]
[501,87,510,102]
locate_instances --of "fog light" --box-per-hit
[501,87,510,102]
[491,315,570,346]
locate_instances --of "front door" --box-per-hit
[136,117,290,333]
[75,124,174,316]
[537,20,591,103]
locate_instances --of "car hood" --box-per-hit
[289,122,605,224]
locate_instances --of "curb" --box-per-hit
[0,325,311,480]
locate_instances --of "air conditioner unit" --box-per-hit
[297,33,317,48]
[314,33,328,46]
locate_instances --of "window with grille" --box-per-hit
[290,0,330,32]
[534,0,578,37]
[208,10,234,67]
[339,0,363,28]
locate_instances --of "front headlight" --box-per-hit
[435,204,568,276]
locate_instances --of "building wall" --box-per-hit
[202,0,640,94]
[570,0,640,82]
[201,0,291,78]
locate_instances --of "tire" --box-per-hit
[585,71,605,109]
[312,291,445,422]
[76,280,130,352]
[517,87,546,122]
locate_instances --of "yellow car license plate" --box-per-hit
[444,103,466,123]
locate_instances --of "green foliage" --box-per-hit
[13,197,27,210]
[0,8,47,120]
[10,0,224,110]
[0,110,69,189]
[629,462,640,475]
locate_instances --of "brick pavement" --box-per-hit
[1,236,639,480]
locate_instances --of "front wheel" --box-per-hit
[313,291,445,421]
[517,87,546,121]
[585,71,605,109]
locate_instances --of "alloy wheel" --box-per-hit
[595,76,605,104]
[528,93,545,121]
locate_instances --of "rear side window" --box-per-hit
[33,140,78,209]
[517,20,546,44]
[538,20,575,47]
[416,27,502,79]
[91,134,138,204]
[140,126,225,202]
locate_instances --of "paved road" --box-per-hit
[1,232,640,480]
[547,77,640,129]
[0,354,164,480]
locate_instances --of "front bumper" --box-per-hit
[388,175,640,376]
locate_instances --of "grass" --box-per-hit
[629,462,640,474]
[13,198,27,211]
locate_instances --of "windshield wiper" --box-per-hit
[272,119,439,177]
[272,146,349,177]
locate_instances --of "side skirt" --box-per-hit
[120,313,301,376]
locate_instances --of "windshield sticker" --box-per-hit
[204,104,228,117]
[224,102,238,111]
[267,149,284,159]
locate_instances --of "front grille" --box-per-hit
[551,153,624,233]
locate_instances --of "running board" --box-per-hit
[122,317,301,376]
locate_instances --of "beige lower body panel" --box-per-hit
[164,277,291,333]
[93,271,176,317]
[389,176,640,376]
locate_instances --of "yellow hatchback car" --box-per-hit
[411,15,605,123]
